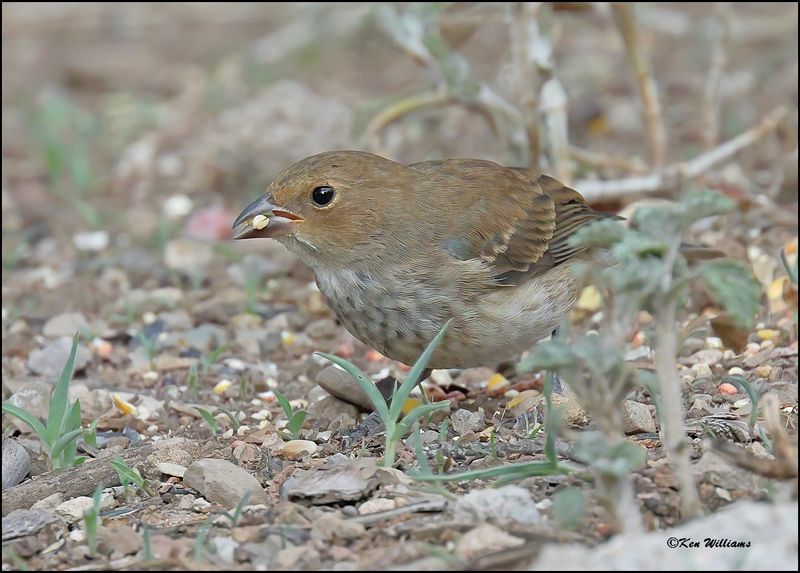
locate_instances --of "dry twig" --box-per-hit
[702,3,733,151]
[576,106,788,201]
[612,3,667,168]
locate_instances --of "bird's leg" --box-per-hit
[505,328,566,430]
[549,327,565,395]
[339,368,433,450]
[495,360,518,380]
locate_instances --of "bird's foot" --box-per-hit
[551,372,565,395]
[338,410,385,450]
[337,374,396,450]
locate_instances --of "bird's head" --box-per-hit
[232,150,415,267]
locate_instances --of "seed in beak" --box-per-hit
[252,214,269,230]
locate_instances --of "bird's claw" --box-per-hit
[337,410,386,450]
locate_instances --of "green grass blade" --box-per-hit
[195,407,218,436]
[724,375,760,428]
[109,456,144,488]
[2,403,48,443]
[315,353,390,422]
[288,411,307,439]
[50,428,85,467]
[60,399,83,465]
[390,319,452,419]
[46,334,80,446]
[395,402,451,439]
[272,390,294,420]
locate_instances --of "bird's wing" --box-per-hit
[410,159,616,285]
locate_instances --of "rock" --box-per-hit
[79,388,114,420]
[358,498,396,515]
[450,408,485,435]
[210,537,238,564]
[454,486,541,525]
[55,497,95,524]
[687,348,724,367]
[180,324,228,353]
[307,393,359,423]
[158,310,193,331]
[183,459,269,508]
[5,385,49,429]
[311,512,366,542]
[622,400,657,434]
[316,365,374,410]
[32,493,64,512]
[455,523,524,560]
[281,457,380,504]
[2,437,31,490]
[73,230,109,252]
[96,524,142,558]
[2,508,61,540]
[28,337,91,379]
[768,382,798,407]
[692,452,761,491]
[552,391,589,426]
[533,501,798,570]
[691,363,713,379]
[155,462,187,478]
[164,238,214,275]
[142,439,201,480]
[278,545,320,569]
[278,440,319,460]
[42,312,89,338]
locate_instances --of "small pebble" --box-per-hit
[692,363,713,379]
[756,365,772,378]
[718,383,738,395]
[728,367,745,376]
[213,379,233,394]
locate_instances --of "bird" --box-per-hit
[232,150,617,374]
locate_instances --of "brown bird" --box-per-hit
[232,150,616,373]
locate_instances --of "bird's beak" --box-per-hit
[231,194,303,240]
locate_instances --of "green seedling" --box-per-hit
[201,345,228,375]
[218,407,243,433]
[195,407,219,437]
[82,485,104,555]
[273,390,308,440]
[109,456,154,496]
[317,320,454,466]
[219,492,252,527]
[2,334,87,469]
[136,330,157,371]
[186,364,199,400]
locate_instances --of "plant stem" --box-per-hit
[654,299,701,518]
[384,423,397,467]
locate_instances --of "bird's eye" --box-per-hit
[311,185,336,206]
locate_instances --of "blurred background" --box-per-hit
[1,5,798,568]
[1,2,797,416]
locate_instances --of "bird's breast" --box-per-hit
[312,263,579,369]
[314,266,455,365]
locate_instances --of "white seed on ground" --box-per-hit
[252,214,269,230]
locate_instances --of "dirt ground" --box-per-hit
[1,3,798,571]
